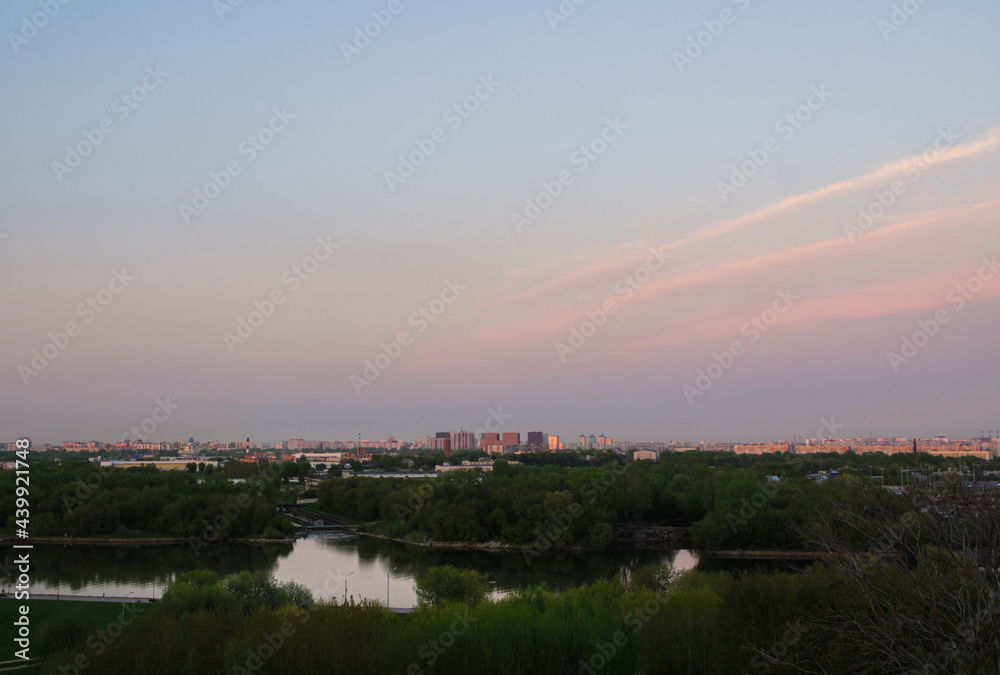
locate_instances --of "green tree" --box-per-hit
[415,565,488,607]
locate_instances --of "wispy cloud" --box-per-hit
[499,127,1000,308]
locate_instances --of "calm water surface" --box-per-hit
[2,535,700,608]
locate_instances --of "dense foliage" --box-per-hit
[316,453,904,551]
[39,564,837,674]
[47,558,993,675]
[0,462,292,538]
[38,491,1000,675]
[415,565,489,607]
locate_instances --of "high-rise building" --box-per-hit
[451,431,475,450]
[527,431,544,447]
[431,433,452,453]
[598,435,608,448]
[548,435,560,451]
[481,433,499,442]
[501,432,520,445]
[579,434,586,448]
[588,434,597,449]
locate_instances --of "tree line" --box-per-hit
[0,462,293,539]
[317,453,910,551]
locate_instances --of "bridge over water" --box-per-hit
[278,503,355,530]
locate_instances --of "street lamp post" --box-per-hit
[344,572,353,605]
[387,567,398,607]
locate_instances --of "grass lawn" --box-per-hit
[0,598,127,671]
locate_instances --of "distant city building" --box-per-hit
[437,460,496,473]
[588,434,597,450]
[99,459,219,471]
[297,452,343,463]
[734,443,790,455]
[481,440,505,455]
[451,431,476,450]
[285,439,324,451]
[501,432,520,446]
[431,434,451,452]
[548,435,560,451]
[634,450,660,462]
[794,444,850,455]
[527,431,545,447]
[579,434,586,448]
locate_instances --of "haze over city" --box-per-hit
[2,0,999,445]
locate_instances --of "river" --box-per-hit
[1,535,700,608]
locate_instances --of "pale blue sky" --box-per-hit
[2,0,999,445]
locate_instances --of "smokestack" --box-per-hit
[913,438,918,467]
[444,438,451,459]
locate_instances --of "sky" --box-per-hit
[1,0,999,446]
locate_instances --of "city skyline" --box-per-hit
[3,2,999,445]
[24,428,1000,450]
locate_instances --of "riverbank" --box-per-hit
[701,549,905,560]
[700,550,830,560]
[360,531,516,551]
[360,522,694,553]
[0,535,296,546]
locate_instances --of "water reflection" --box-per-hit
[1,536,699,608]
[0,542,290,598]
